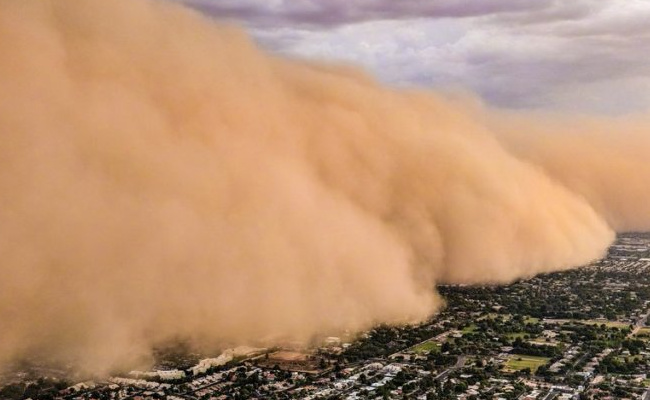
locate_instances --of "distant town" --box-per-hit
[3,233,650,400]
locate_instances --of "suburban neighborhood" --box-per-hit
[3,233,650,400]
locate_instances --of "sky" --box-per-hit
[178,0,650,114]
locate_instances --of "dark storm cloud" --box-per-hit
[177,0,650,113]
[181,0,558,29]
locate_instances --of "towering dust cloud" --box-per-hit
[0,0,648,374]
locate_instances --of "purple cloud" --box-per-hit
[181,0,562,29]
[174,0,650,114]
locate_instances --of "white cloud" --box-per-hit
[178,0,650,113]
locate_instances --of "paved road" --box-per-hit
[454,355,467,368]
[434,355,467,381]
[629,309,650,337]
[572,351,590,371]
[643,388,650,400]
[434,368,452,381]
[541,389,557,400]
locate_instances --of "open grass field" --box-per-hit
[411,341,440,354]
[255,351,321,373]
[636,327,650,336]
[461,324,478,334]
[546,319,631,330]
[614,355,643,363]
[505,332,532,340]
[582,320,631,329]
[505,355,550,372]
[477,313,511,321]
[529,339,558,346]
